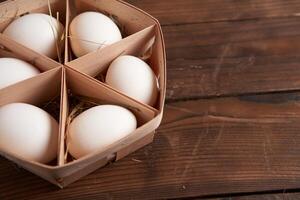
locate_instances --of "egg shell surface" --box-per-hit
[3,13,64,59]
[106,55,159,106]
[0,57,40,89]
[69,11,122,57]
[0,103,59,164]
[68,105,137,159]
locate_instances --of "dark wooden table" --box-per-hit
[2,0,300,199]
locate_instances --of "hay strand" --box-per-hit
[47,0,63,63]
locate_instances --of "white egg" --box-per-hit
[3,13,64,59]
[0,103,59,163]
[0,57,40,89]
[68,105,137,159]
[106,55,159,106]
[69,11,122,57]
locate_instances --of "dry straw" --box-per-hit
[0,0,19,20]
[41,95,61,121]
[63,96,102,162]
[64,96,99,162]
[47,0,64,63]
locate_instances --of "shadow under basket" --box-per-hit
[0,0,166,188]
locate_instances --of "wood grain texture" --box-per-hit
[127,0,300,25]
[2,92,300,199]
[164,17,300,60]
[165,16,300,100]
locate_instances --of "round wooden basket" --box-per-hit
[0,0,166,188]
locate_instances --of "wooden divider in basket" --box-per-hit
[60,67,157,167]
[65,24,164,110]
[50,67,157,186]
[64,0,157,62]
[65,25,156,77]
[0,34,61,71]
[0,67,63,184]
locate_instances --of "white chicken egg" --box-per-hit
[0,103,59,164]
[106,55,159,106]
[69,11,122,57]
[0,57,40,90]
[68,105,137,159]
[3,13,64,59]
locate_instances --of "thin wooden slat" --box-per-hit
[127,0,300,25]
[2,92,300,199]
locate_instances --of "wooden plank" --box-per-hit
[127,0,300,25]
[2,92,300,199]
[164,17,300,60]
[167,55,300,101]
[164,16,300,100]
